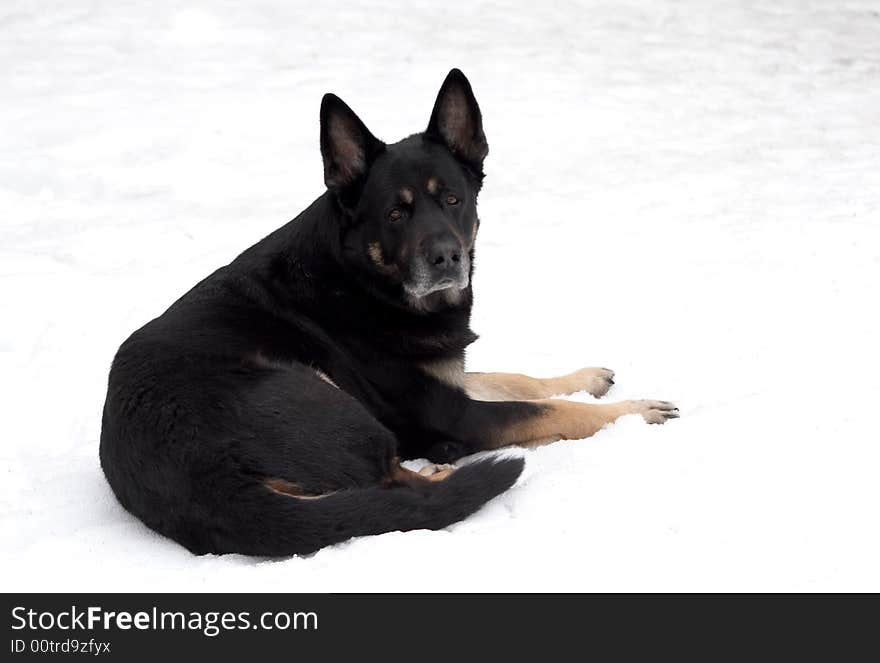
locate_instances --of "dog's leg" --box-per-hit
[439,397,678,453]
[464,367,615,401]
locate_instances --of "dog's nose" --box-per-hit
[425,237,462,273]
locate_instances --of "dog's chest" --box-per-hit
[417,356,466,390]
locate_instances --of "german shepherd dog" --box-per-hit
[100,69,678,556]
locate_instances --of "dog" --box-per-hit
[99,69,678,556]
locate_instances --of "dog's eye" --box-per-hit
[446,195,459,206]
[388,208,402,222]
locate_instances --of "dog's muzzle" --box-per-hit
[404,237,470,299]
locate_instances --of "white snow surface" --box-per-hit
[2,0,880,592]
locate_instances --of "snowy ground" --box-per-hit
[2,0,879,592]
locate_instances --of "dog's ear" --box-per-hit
[425,69,488,170]
[320,93,385,190]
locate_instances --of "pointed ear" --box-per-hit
[425,69,488,169]
[320,93,385,189]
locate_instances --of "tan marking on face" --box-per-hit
[368,241,384,266]
[368,241,399,276]
[426,177,439,194]
[399,187,414,205]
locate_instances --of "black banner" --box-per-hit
[2,594,876,660]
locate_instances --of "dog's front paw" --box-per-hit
[565,367,615,398]
[626,399,679,424]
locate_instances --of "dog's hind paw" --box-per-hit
[418,463,455,481]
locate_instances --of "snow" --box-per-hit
[2,0,879,592]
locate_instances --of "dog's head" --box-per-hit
[319,69,488,311]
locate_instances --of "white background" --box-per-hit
[2,0,879,591]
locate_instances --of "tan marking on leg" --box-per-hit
[465,367,615,401]
[386,458,409,485]
[418,463,455,481]
[425,467,454,482]
[386,457,456,485]
[465,372,546,401]
[483,398,679,450]
[264,478,335,500]
[426,177,439,194]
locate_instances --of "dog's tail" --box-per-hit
[209,456,525,556]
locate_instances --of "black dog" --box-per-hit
[100,69,677,556]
